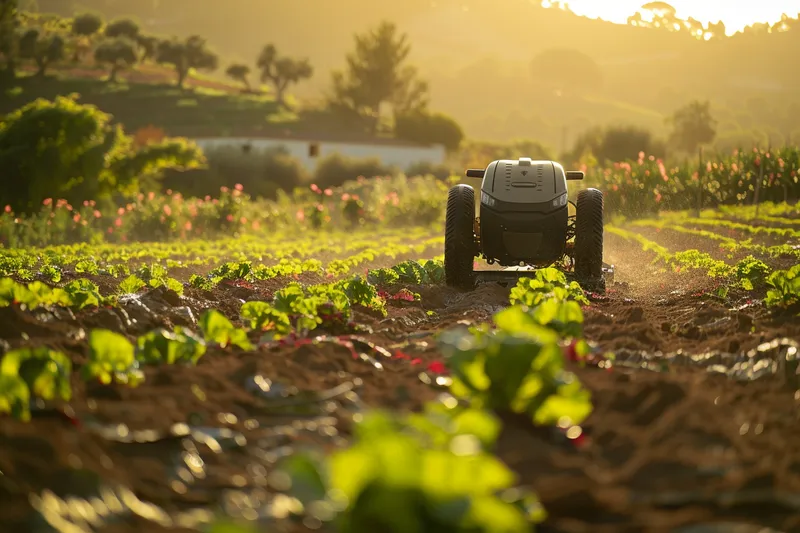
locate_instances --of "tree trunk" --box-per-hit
[35,58,46,76]
[176,66,187,88]
[108,64,118,82]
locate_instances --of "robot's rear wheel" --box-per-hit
[574,188,605,292]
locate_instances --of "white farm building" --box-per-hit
[192,134,447,172]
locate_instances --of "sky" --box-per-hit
[540,0,800,35]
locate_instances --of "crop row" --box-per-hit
[0,229,444,282]
[606,225,800,307]
[1,261,608,531]
[628,219,800,261]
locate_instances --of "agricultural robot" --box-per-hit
[444,158,613,292]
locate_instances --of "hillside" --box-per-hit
[16,1,800,149]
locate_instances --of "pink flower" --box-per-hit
[296,209,305,221]
[239,216,247,224]
[166,189,173,195]
[3,205,11,213]
[118,207,125,215]
[93,210,101,218]
[163,205,172,216]
[220,186,229,193]
[235,183,243,191]
[226,214,234,222]
[324,188,332,196]
[73,214,81,222]
[184,221,192,230]
[148,191,155,201]
[43,198,52,206]
[114,218,122,227]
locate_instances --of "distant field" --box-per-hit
[0,64,330,138]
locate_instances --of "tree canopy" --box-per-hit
[256,44,313,106]
[329,21,429,133]
[667,100,717,153]
[94,36,137,82]
[155,35,218,88]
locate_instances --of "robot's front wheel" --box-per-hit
[444,184,476,290]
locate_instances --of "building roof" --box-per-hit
[190,132,440,148]
[162,124,438,148]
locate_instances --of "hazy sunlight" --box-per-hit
[542,0,800,34]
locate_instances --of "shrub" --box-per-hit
[395,110,465,151]
[0,95,204,214]
[162,145,308,199]
[313,153,397,189]
[406,160,454,180]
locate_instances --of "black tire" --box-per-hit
[574,188,604,291]
[444,184,476,290]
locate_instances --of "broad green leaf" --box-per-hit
[119,274,145,294]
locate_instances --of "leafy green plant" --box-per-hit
[198,310,252,350]
[136,327,207,364]
[275,400,544,533]
[82,329,144,385]
[765,264,800,310]
[734,255,772,290]
[508,268,588,308]
[189,274,215,291]
[440,305,592,427]
[119,274,146,294]
[74,259,100,274]
[136,263,183,294]
[62,279,104,309]
[40,264,62,283]
[367,267,399,286]
[240,301,292,336]
[0,346,72,421]
[335,275,386,314]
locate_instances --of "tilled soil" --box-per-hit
[1,232,800,533]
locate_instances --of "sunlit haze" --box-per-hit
[542,0,800,34]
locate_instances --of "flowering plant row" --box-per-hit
[580,146,800,215]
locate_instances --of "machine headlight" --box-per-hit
[480,191,496,207]
[552,192,568,207]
